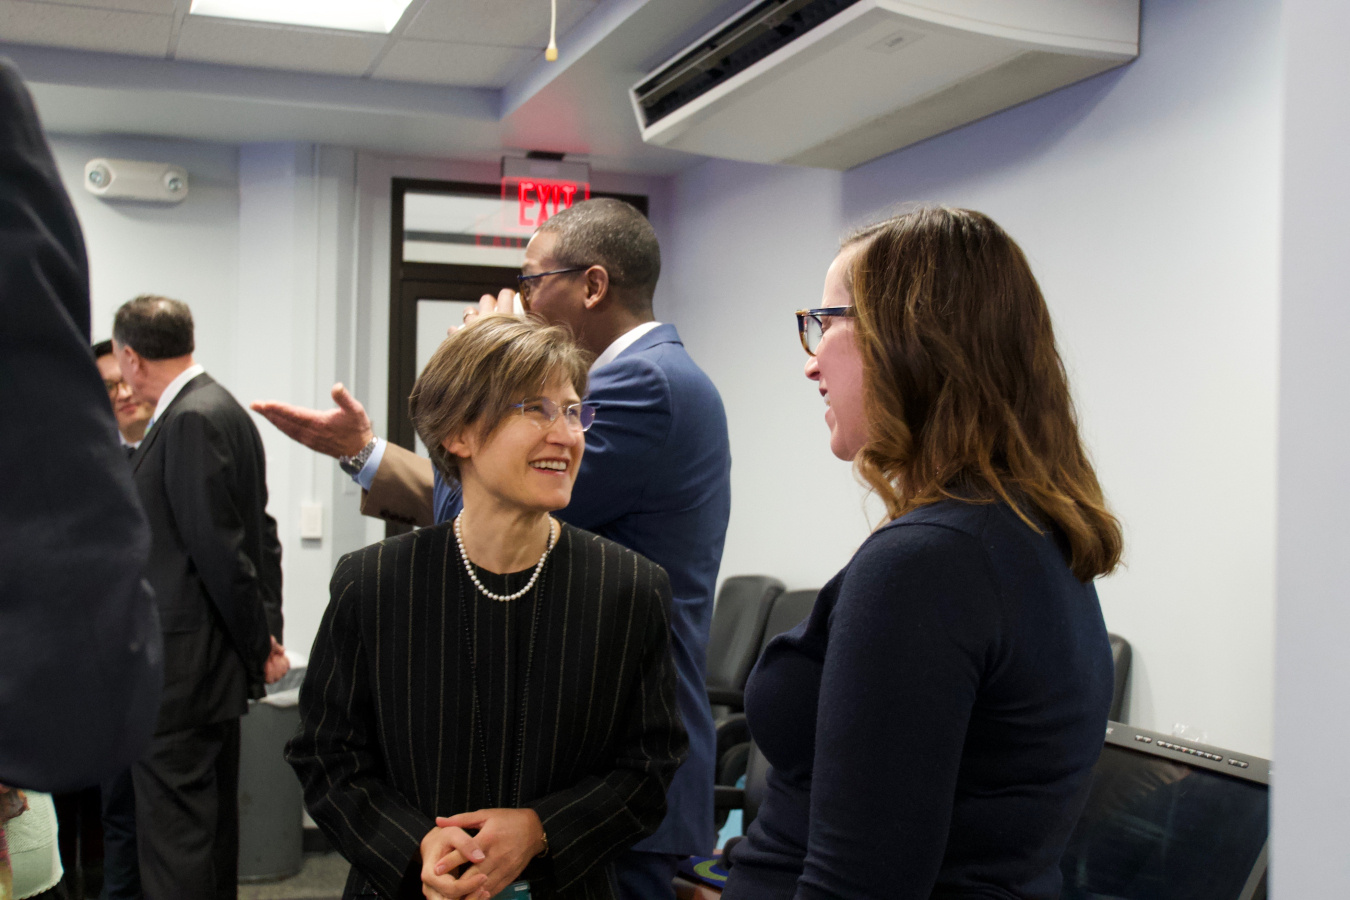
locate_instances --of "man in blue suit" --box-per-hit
[253,198,732,899]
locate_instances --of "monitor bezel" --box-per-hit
[1103,721,1270,784]
[1088,721,1270,900]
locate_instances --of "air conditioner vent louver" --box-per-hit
[635,0,862,128]
[631,0,1139,171]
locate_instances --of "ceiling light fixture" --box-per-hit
[188,0,415,34]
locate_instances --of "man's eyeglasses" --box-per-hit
[511,397,598,432]
[795,307,856,356]
[516,266,588,304]
[103,378,129,397]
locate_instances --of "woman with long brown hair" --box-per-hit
[723,208,1122,899]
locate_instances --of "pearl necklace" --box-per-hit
[454,513,557,602]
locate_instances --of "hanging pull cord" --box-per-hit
[546,0,559,61]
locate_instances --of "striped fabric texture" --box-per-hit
[286,521,688,900]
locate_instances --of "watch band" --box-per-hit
[338,437,378,477]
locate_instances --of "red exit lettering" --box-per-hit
[515,179,590,228]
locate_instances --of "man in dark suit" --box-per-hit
[0,59,162,797]
[253,198,732,900]
[112,295,288,900]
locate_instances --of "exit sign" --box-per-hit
[513,178,591,227]
[501,156,592,233]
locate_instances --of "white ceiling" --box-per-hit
[0,0,749,174]
[0,0,599,80]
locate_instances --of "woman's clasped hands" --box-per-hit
[420,807,547,900]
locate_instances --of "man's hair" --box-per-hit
[537,198,660,313]
[92,339,113,359]
[410,314,591,485]
[112,295,195,360]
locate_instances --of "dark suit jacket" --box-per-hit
[433,324,732,855]
[286,522,688,900]
[0,59,162,791]
[130,372,282,733]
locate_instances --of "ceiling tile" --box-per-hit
[374,38,536,88]
[31,0,176,13]
[0,1,172,56]
[174,17,386,76]
[406,0,597,48]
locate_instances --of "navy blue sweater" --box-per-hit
[724,500,1113,900]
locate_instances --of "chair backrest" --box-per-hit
[758,588,818,656]
[1108,633,1132,722]
[706,575,785,691]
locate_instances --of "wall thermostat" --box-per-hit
[84,158,189,204]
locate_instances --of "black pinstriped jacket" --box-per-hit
[286,521,688,900]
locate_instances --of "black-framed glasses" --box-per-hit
[516,266,588,304]
[510,397,598,432]
[795,307,856,356]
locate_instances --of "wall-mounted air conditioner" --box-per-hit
[630,0,1139,170]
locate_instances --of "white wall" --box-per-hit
[662,0,1281,757]
[1272,0,1350,894]
[52,136,241,383]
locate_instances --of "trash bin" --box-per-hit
[238,662,306,883]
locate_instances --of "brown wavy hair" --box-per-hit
[847,207,1121,580]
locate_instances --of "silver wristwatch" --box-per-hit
[338,437,378,477]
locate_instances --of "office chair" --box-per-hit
[713,588,818,829]
[1108,633,1132,722]
[705,575,785,715]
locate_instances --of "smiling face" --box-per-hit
[805,246,869,461]
[445,374,585,514]
[96,351,153,440]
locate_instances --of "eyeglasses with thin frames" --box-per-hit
[510,397,598,432]
[516,266,588,304]
[795,307,856,356]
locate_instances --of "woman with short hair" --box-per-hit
[724,208,1123,899]
[288,315,687,900]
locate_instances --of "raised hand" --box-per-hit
[250,383,375,459]
[455,288,519,334]
[433,808,546,898]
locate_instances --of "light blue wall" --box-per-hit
[662,0,1281,758]
[1273,0,1350,894]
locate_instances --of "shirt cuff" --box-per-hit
[353,437,386,490]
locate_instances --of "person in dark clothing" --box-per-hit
[114,295,288,900]
[0,59,162,799]
[287,315,687,900]
[723,208,1124,900]
[93,339,153,452]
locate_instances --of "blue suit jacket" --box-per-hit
[434,324,731,855]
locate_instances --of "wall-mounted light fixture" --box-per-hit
[84,159,189,204]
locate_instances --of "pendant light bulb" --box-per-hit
[546,0,559,61]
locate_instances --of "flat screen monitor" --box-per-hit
[1060,722,1269,900]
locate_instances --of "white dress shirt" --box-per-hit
[146,363,205,433]
[590,321,661,373]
